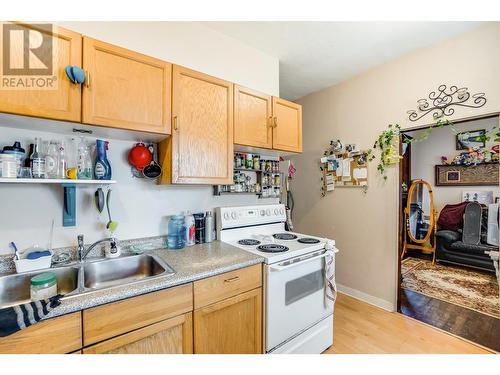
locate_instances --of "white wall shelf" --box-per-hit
[0,178,116,185]
[0,178,116,227]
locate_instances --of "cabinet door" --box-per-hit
[0,312,82,354]
[83,313,193,354]
[82,37,171,134]
[0,23,82,122]
[194,288,262,354]
[234,85,273,149]
[168,65,233,184]
[272,97,302,152]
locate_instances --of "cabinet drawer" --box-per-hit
[194,264,262,309]
[83,283,193,346]
[0,312,82,354]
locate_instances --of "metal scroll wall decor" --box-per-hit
[407,85,487,122]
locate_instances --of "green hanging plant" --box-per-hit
[369,124,403,180]
[370,115,499,180]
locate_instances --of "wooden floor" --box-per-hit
[400,289,500,352]
[323,293,492,354]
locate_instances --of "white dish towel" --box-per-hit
[324,240,338,305]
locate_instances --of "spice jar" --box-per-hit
[235,153,242,168]
[245,153,253,169]
[274,174,281,186]
[253,154,260,170]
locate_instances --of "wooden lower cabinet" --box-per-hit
[83,312,193,354]
[0,312,82,354]
[194,288,262,354]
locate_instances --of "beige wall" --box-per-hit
[290,23,500,310]
[408,116,500,212]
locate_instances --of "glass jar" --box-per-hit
[2,141,25,176]
[30,272,57,301]
[245,153,253,169]
[167,215,186,249]
[0,153,18,178]
[235,153,242,168]
[253,155,260,170]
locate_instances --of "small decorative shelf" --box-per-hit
[0,178,116,227]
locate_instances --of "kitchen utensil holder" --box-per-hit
[14,251,53,273]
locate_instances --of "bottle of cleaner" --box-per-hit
[183,211,196,247]
[94,139,112,180]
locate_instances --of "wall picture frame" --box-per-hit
[456,129,486,150]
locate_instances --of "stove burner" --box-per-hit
[238,239,261,246]
[257,244,289,253]
[297,238,321,244]
[272,233,298,240]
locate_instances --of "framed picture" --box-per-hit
[446,171,460,182]
[435,164,499,186]
[456,129,486,150]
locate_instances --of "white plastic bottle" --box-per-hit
[183,211,196,247]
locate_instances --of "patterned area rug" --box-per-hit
[401,257,499,318]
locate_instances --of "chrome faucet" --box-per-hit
[77,234,118,262]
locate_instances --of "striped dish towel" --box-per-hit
[0,295,62,337]
[324,240,337,305]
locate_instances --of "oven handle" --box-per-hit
[269,250,335,272]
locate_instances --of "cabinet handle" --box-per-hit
[173,116,179,131]
[85,71,90,88]
[273,116,278,128]
[267,116,273,128]
[224,276,240,283]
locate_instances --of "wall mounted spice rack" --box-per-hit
[213,152,282,199]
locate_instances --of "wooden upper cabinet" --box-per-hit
[82,37,171,134]
[234,85,273,149]
[0,23,82,122]
[161,65,233,184]
[272,97,302,153]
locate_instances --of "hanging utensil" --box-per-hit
[94,188,105,214]
[142,144,162,179]
[106,189,119,233]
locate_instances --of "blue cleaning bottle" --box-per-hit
[94,139,112,180]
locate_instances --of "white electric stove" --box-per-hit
[216,204,338,354]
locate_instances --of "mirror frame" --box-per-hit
[405,179,435,244]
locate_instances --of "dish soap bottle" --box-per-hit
[94,139,112,180]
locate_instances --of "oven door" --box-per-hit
[265,250,335,352]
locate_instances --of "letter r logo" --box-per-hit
[2,23,53,76]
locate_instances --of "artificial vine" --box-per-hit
[369,116,499,180]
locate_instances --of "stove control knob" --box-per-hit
[266,209,271,216]
[279,208,285,215]
[260,210,265,216]
[274,208,279,215]
[223,212,229,220]
[231,212,237,220]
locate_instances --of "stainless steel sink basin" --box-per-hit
[0,266,79,309]
[83,254,174,290]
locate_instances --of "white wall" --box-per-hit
[409,116,500,212]
[0,22,280,255]
[291,22,500,311]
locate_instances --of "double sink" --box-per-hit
[0,254,175,309]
